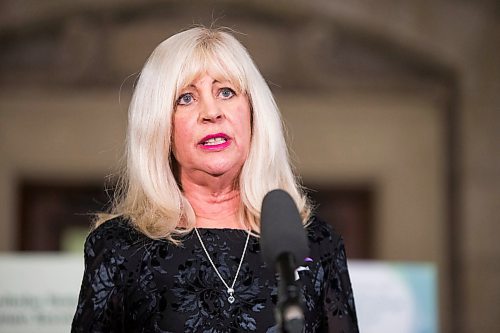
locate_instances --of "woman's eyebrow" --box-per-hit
[213,79,236,86]
[181,83,197,90]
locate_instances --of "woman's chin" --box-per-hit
[203,162,242,179]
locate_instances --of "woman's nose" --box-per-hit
[200,97,223,122]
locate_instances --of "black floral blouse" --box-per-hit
[71,217,358,332]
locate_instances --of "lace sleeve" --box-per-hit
[71,224,126,333]
[323,236,359,333]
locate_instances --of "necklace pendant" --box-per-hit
[227,288,235,304]
[195,228,250,307]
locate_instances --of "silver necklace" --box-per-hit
[194,228,251,304]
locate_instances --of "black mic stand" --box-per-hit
[275,253,305,333]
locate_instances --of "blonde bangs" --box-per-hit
[175,37,248,98]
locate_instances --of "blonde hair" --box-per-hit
[99,27,311,242]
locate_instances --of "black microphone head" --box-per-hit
[260,189,309,271]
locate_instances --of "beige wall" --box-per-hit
[278,91,445,262]
[0,89,127,249]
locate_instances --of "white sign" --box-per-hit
[0,255,437,333]
[0,254,83,333]
[350,261,437,333]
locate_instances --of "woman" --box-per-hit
[72,27,358,332]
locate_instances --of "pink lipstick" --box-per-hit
[198,133,231,151]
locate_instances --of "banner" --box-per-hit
[0,255,437,333]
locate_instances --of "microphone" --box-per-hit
[260,189,309,333]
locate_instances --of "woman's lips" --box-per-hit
[198,133,231,151]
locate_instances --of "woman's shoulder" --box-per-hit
[88,215,138,239]
[305,216,344,256]
[306,216,342,242]
[84,216,145,255]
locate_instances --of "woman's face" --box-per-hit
[172,73,252,180]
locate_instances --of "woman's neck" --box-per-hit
[180,173,244,229]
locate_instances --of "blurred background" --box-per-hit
[0,0,499,332]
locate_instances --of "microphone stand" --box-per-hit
[275,253,305,333]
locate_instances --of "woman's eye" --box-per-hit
[177,93,194,105]
[219,88,235,99]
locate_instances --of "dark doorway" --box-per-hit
[306,185,374,259]
[18,181,112,251]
